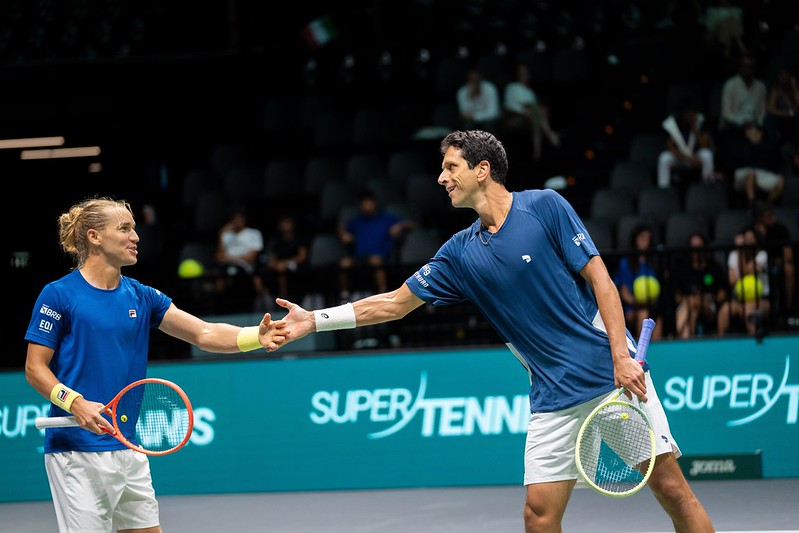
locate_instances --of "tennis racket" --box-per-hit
[35,378,194,456]
[575,318,657,498]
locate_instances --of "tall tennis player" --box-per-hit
[275,130,714,532]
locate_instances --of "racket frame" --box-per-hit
[574,388,657,497]
[574,317,657,497]
[34,377,194,456]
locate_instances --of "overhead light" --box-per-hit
[0,136,65,149]
[21,146,101,160]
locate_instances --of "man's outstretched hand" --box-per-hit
[274,298,315,345]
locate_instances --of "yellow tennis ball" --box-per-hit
[734,274,763,302]
[621,413,629,420]
[633,275,660,303]
[120,414,128,423]
[178,258,204,279]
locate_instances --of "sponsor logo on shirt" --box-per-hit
[572,233,586,246]
[521,255,531,263]
[414,264,431,288]
[129,309,137,318]
[39,304,61,321]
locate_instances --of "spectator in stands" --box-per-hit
[717,55,768,165]
[720,54,767,131]
[753,201,795,312]
[613,224,664,339]
[731,123,785,207]
[502,62,560,161]
[214,206,265,309]
[717,225,770,336]
[718,55,768,183]
[764,64,799,147]
[673,233,727,338]
[337,189,414,301]
[657,98,716,188]
[703,0,748,61]
[256,213,309,309]
[456,67,501,133]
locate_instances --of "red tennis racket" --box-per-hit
[35,378,194,456]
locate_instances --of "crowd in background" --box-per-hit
[4,0,799,364]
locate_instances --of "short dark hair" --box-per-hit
[440,130,509,185]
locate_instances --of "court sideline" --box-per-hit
[3,478,798,532]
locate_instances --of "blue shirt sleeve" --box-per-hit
[535,190,598,274]
[405,235,466,306]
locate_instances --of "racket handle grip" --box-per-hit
[35,416,79,429]
[635,318,656,364]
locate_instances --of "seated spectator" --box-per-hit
[255,213,309,309]
[502,62,560,161]
[764,64,799,147]
[456,67,501,133]
[213,206,264,309]
[717,225,770,336]
[720,54,767,132]
[613,224,665,339]
[673,233,728,338]
[753,201,795,312]
[731,124,785,207]
[337,189,415,301]
[703,0,748,61]
[718,53,767,167]
[658,98,716,188]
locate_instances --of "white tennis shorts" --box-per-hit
[523,371,680,485]
[45,449,160,533]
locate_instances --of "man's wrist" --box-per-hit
[237,326,262,352]
[50,383,83,413]
[314,303,357,332]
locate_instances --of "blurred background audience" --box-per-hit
[3,0,798,364]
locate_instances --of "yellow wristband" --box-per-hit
[236,326,262,352]
[50,383,83,414]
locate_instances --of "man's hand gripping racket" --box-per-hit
[575,318,657,498]
[35,378,194,456]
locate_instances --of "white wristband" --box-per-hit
[314,303,357,331]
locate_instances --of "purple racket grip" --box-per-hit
[634,318,656,364]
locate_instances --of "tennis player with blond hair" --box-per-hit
[25,196,288,533]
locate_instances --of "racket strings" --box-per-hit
[117,382,191,452]
[578,403,653,494]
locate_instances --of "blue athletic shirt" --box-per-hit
[347,211,403,259]
[406,189,641,413]
[25,270,172,453]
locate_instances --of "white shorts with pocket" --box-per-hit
[523,371,680,485]
[45,449,159,533]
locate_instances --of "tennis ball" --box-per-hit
[178,258,204,279]
[120,415,128,423]
[734,274,763,302]
[621,413,629,420]
[633,275,660,303]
